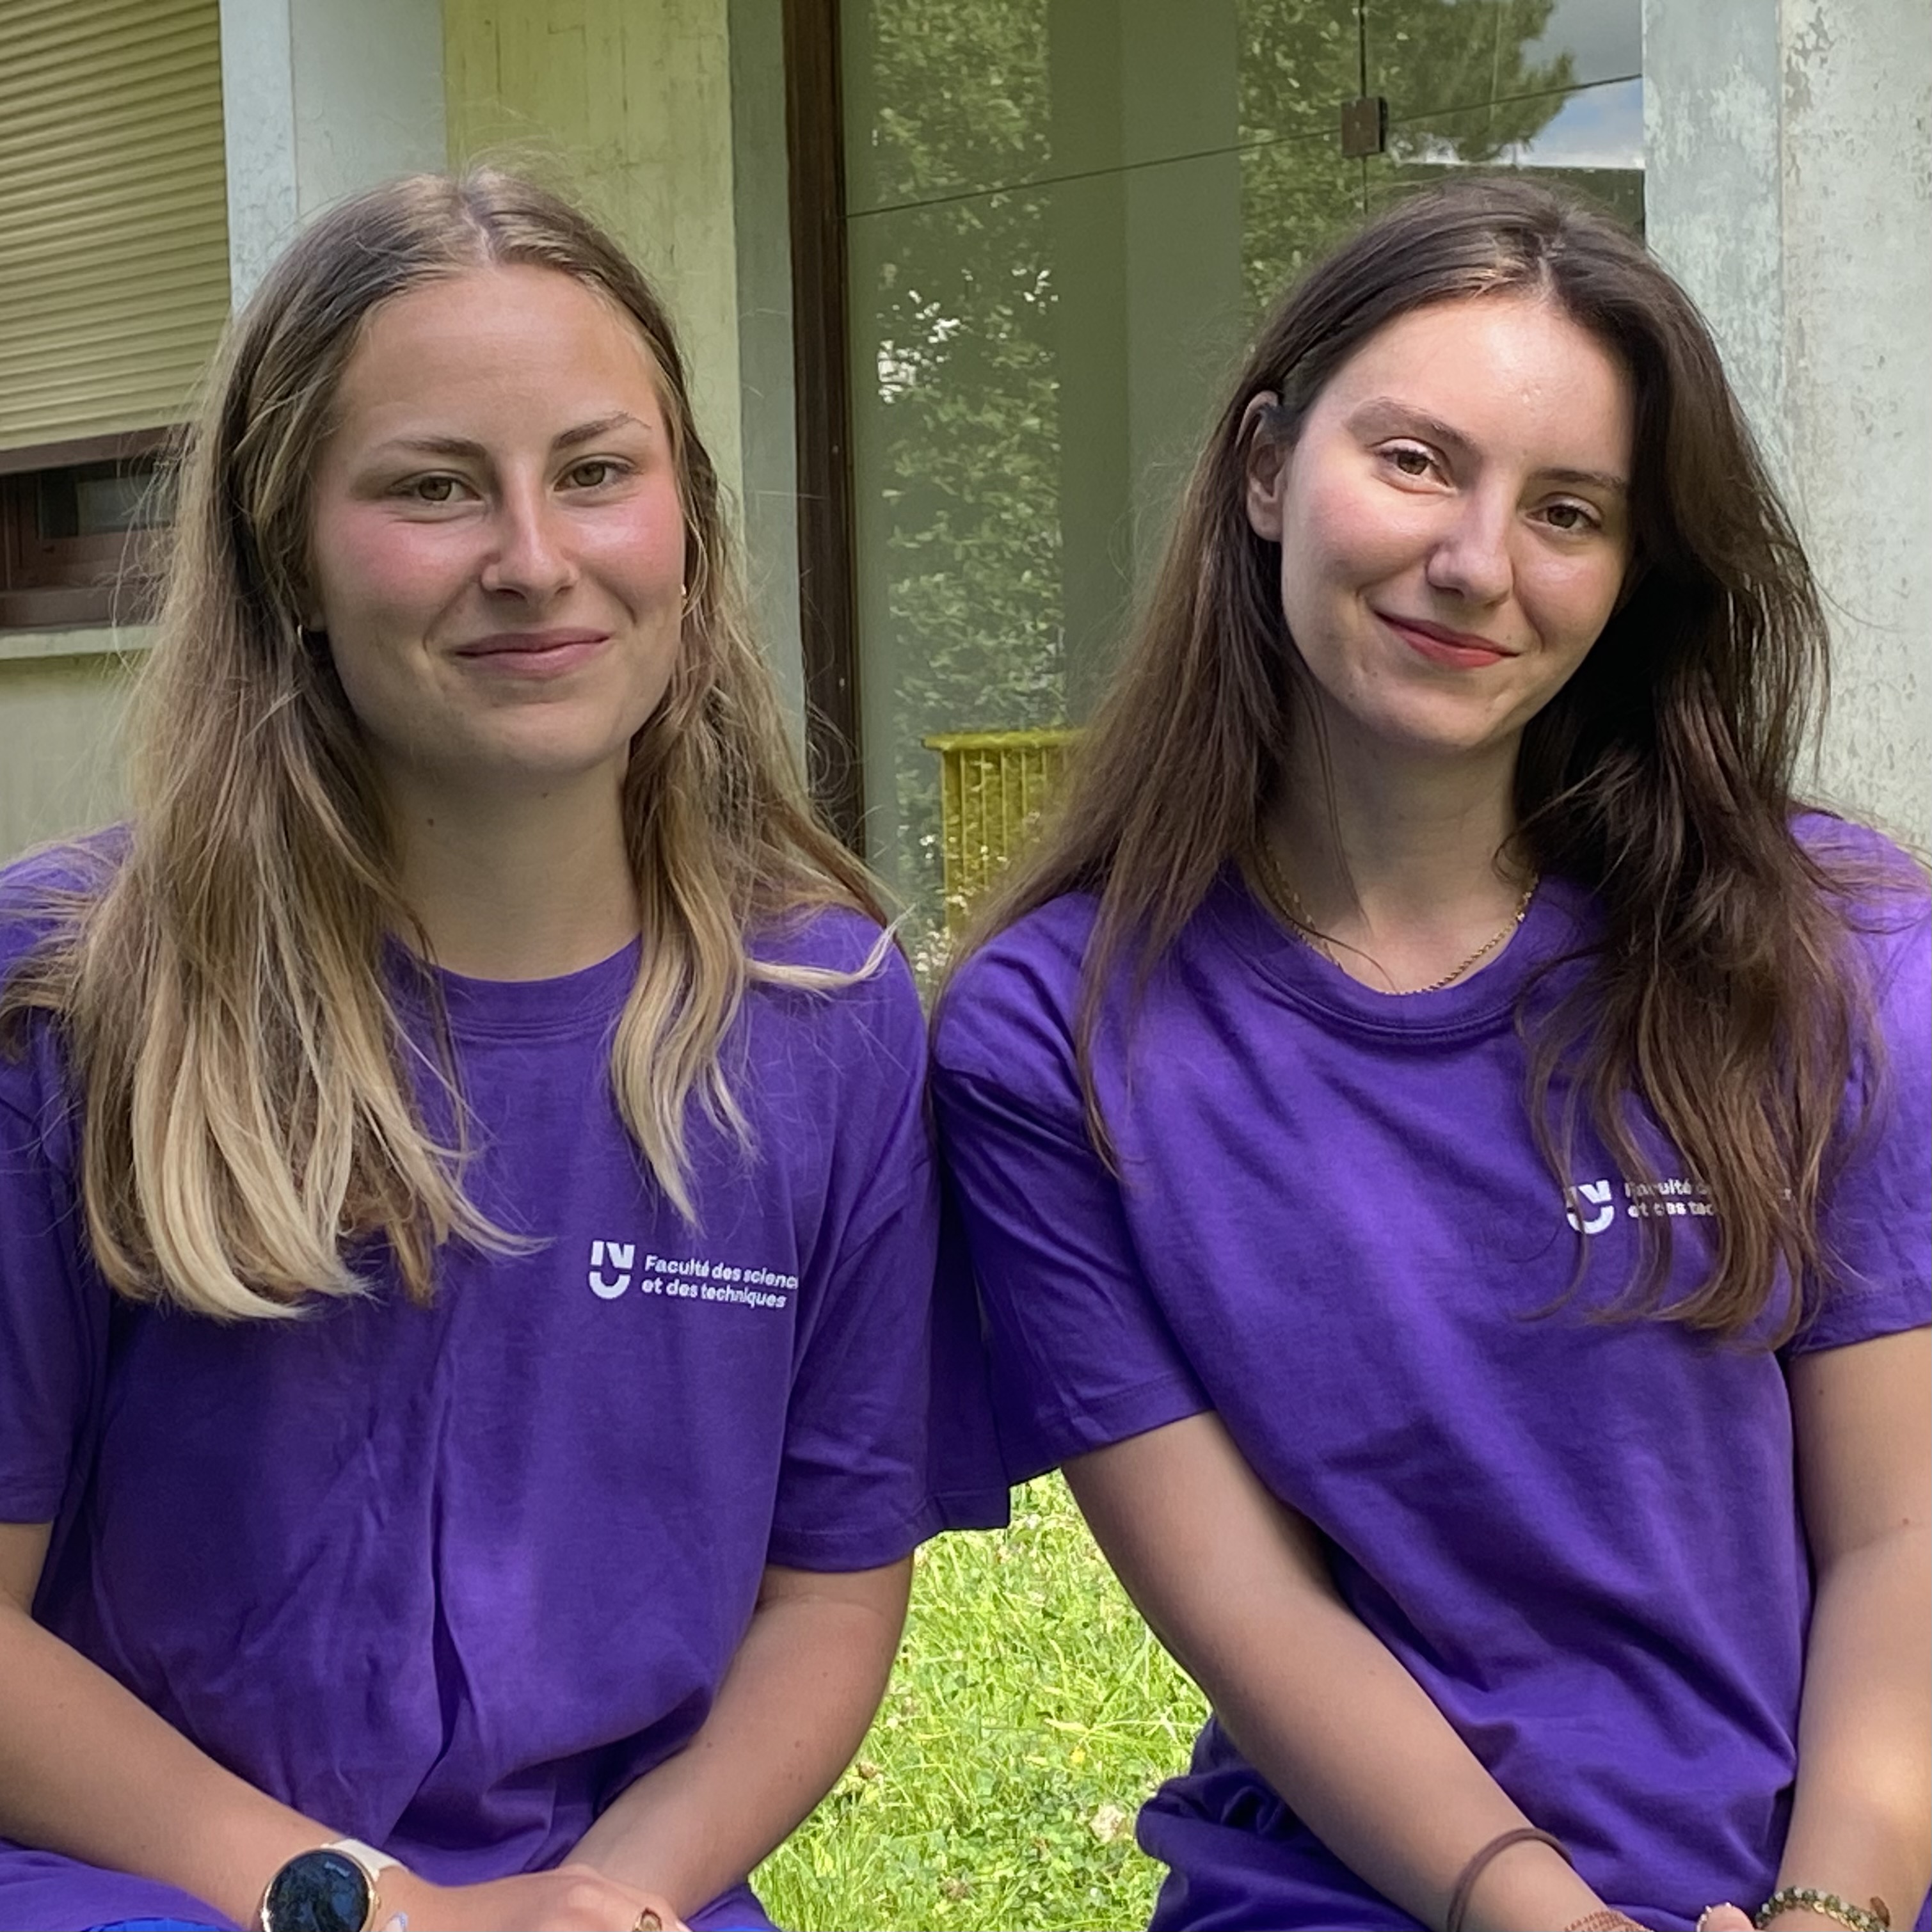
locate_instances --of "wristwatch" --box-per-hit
[258,1838,400,1932]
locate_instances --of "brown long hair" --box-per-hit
[1,168,884,1320]
[961,175,1921,1345]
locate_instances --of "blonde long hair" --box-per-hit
[1,169,883,1320]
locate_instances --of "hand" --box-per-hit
[379,1862,688,1932]
[1695,1906,1854,1932]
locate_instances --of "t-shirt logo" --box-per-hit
[1563,1174,1715,1235]
[1565,1179,1617,1235]
[589,1238,635,1299]
[584,1240,799,1309]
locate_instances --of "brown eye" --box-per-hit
[564,459,625,489]
[1542,500,1598,533]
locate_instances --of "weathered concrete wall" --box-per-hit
[1646,0,1932,851]
[443,0,810,733]
[1778,0,1931,851]
[443,0,746,516]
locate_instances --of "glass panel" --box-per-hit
[841,0,1642,954]
[1366,0,1627,123]
[1235,0,1363,152]
[846,0,1350,219]
[1241,129,1366,324]
[33,458,170,539]
[73,467,167,534]
[1520,0,1640,90]
[850,145,1275,965]
[848,182,1066,968]
[842,0,1051,216]
[1369,78,1644,230]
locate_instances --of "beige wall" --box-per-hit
[0,637,145,863]
[443,0,747,511]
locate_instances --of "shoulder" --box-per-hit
[932,892,1101,1089]
[1794,813,1930,1007]
[0,832,123,987]
[1795,811,1928,917]
[752,898,904,978]
[0,840,116,1151]
[746,899,927,1076]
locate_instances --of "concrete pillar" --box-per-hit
[440,0,814,721]
[220,0,448,303]
[1645,0,1932,850]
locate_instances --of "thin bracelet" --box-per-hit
[1444,1826,1572,1932]
[1754,1887,1892,1932]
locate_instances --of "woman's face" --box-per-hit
[307,264,688,810]
[1245,292,1635,772]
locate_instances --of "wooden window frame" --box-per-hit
[0,426,178,632]
[783,0,865,852]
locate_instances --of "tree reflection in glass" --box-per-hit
[843,0,1637,963]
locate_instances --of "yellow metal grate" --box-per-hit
[923,728,1075,938]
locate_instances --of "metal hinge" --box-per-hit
[1339,95,1388,157]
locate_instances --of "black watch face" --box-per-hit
[262,1849,373,1932]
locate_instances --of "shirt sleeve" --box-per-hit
[0,1057,108,1526]
[1794,895,1931,1354]
[932,939,1209,1485]
[766,945,1007,1569]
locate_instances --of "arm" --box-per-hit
[0,1522,678,1932]
[1065,1417,1617,1932]
[1765,1327,1931,1931]
[572,1557,911,1914]
[0,1519,327,1929]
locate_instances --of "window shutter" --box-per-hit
[0,0,229,453]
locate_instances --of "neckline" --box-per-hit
[1208,866,1595,1037]
[385,935,642,1042]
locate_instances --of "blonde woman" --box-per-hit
[0,171,1000,1932]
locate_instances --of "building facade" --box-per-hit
[1,0,1926,939]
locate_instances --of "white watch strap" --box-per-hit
[328,1838,401,1878]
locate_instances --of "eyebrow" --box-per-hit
[375,411,652,461]
[1345,396,1628,495]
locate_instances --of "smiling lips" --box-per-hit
[452,628,611,675]
[1375,611,1513,669]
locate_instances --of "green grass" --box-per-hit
[754,1474,1207,1931]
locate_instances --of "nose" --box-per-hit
[1424,490,1513,607]
[479,483,577,602]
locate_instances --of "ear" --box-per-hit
[1241,392,1288,540]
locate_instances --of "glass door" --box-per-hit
[838,0,1643,968]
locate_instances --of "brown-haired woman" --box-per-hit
[0,170,1001,1932]
[934,177,1928,1932]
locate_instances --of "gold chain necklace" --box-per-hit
[1251,841,1537,995]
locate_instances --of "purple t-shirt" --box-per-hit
[0,864,1005,1932]
[932,836,1929,1932]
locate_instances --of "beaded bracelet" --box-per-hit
[1753,1887,1892,1932]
